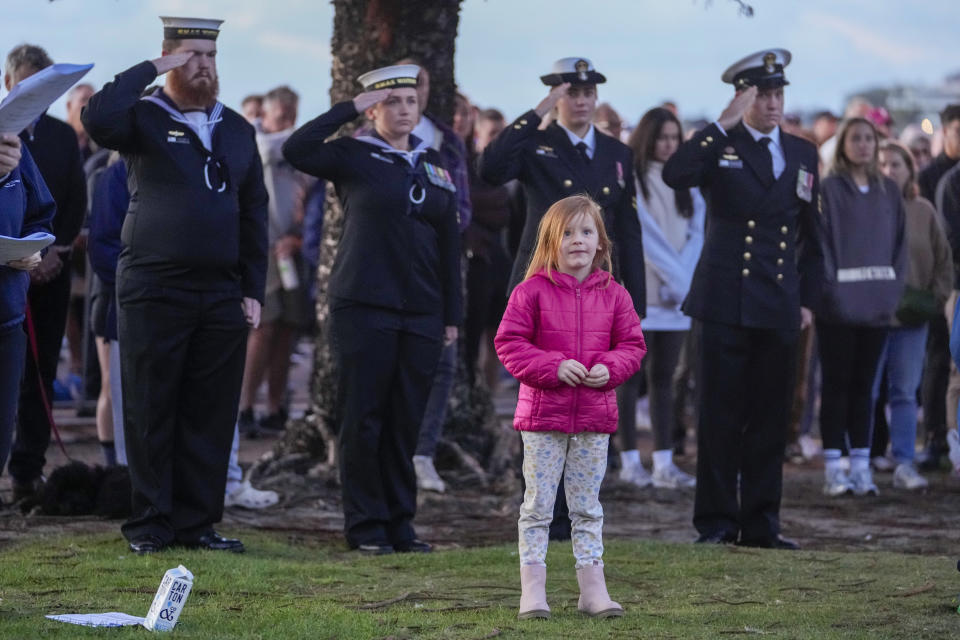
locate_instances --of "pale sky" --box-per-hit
[2,0,958,127]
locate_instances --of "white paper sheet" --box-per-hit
[45,612,146,628]
[0,232,55,263]
[0,63,93,134]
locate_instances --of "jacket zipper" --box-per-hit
[572,286,581,433]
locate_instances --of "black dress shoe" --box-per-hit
[695,531,737,544]
[394,539,433,553]
[354,543,395,555]
[738,535,800,550]
[181,531,245,553]
[129,535,168,555]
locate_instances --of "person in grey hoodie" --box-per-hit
[816,117,906,498]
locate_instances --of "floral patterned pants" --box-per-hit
[518,431,609,569]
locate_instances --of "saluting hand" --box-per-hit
[583,363,610,389]
[150,51,193,76]
[353,89,393,113]
[0,134,22,175]
[534,83,571,119]
[717,85,757,131]
[557,358,588,387]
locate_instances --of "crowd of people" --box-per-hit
[3,14,960,622]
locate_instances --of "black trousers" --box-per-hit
[117,278,247,544]
[817,322,888,451]
[330,303,441,548]
[464,253,510,384]
[693,321,798,543]
[8,266,71,483]
[921,314,950,439]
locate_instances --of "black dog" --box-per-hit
[27,461,132,519]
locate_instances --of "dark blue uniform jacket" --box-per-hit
[283,101,462,327]
[82,61,268,302]
[663,122,823,330]
[478,110,646,316]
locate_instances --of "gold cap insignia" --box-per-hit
[575,59,589,81]
[763,52,776,73]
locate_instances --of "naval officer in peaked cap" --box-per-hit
[663,49,823,550]
[82,16,268,555]
[480,56,645,311]
[480,57,645,540]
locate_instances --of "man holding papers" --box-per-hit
[0,133,55,504]
[82,16,267,554]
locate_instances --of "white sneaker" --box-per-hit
[224,480,279,509]
[798,435,822,460]
[652,463,696,489]
[892,463,929,490]
[413,455,446,493]
[872,455,895,472]
[619,460,653,487]
[947,429,960,473]
[849,467,879,496]
[823,467,853,497]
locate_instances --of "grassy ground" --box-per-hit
[1,529,957,639]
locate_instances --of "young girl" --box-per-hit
[495,195,646,620]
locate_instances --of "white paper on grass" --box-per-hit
[45,612,146,628]
[0,63,94,134]
[0,232,55,262]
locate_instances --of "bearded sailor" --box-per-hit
[82,16,268,555]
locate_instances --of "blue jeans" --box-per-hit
[0,323,26,474]
[875,324,928,463]
[950,295,960,369]
[415,341,456,458]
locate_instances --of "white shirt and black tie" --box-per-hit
[559,123,596,162]
[714,120,785,180]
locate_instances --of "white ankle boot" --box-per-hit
[576,562,624,618]
[518,564,550,620]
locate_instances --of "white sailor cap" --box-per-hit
[540,57,607,86]
[721,49,791,90]
[357,64,421,91]
[160,16,224,41]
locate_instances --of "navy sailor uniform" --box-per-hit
[82,60,268,545]
[283,100,462,548]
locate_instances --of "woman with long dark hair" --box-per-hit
[817,117,906,497]
[618,108,705,489]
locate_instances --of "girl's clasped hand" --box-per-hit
[558,359,609,388]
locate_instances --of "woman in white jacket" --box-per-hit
[618,107,705,489]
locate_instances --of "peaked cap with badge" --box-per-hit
[540,57,606,86]
[721,48,791,90]
[160,16,223,41]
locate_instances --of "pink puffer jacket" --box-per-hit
[495,269,646,433]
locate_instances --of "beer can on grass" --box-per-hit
[143,565,193,631]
